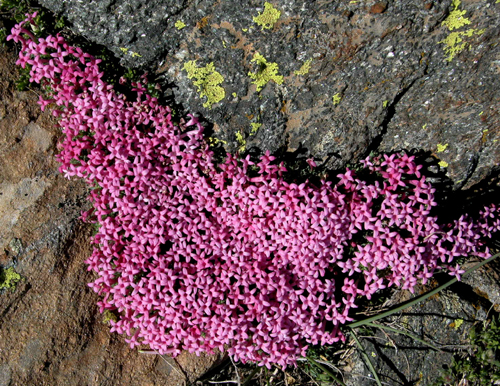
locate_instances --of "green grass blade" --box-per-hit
[349,330,382,386]
[241,366,260,386]
[365,322,443,352]
[347,251,500,329]
[306,357,347,386]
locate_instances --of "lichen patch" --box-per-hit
[183,61,226,108]
[253,2,281,30]
[248,53,283,92]
[0,267,22,292]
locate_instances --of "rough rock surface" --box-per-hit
[37,0,500,188]
[343,280,492,386]
[462,257,500,312]
[0,45,222,386]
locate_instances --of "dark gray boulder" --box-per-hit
[37,0,500,188]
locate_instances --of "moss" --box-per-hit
[175,20,186,30]
[253,2,281,30]
[436,143,448,153]
[294,58,313,76]
[0,267,22,291]
[183,61,226,108]
[248,53,283,92]
[0,27,7,45]
[332,93,342,105]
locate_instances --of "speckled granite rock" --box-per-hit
[37,0,500,188]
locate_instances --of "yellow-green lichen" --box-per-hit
[442,0,471,31]
[250,122,262,135]
[184,61,226,108]
[0,267,22,291]
[438,160,449,168]
[294,59,313,76]
[439,0,485,61]
[382,100,388,108]
[450,318,464,330]
[423,124,428,130]
[236,131,246,152]
[440,29,484,62]
[248,53,283,92]
[436,143,448,153]
[232,92,237,98]
[175,20,186,30]
[253,2,281,30]
[120,47,143,58]
[208,137,227,146]
[332,93,342,105]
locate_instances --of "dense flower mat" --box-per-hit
[9,13,500,368]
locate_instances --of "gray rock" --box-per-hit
[343,284,489,386]
[462,258,500,312]
[37,0,500,188]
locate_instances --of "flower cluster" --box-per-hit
[9,14,500,368]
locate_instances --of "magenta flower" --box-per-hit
[8,13,500,369]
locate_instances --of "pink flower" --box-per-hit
[9,13,500,369]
